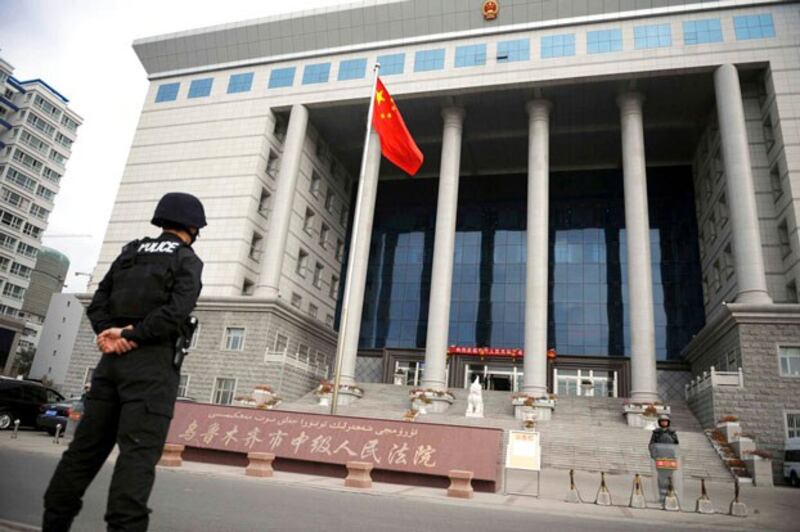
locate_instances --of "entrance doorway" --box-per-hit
[553,368,618,397]
[464,364,523,392]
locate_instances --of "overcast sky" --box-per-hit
[0,0,352,292]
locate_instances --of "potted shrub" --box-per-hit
[717,415,741,443]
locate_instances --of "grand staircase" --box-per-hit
[535,395,731,481]
[281,383,731,482]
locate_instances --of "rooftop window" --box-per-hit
[154,82,179,102]
[227,72,254,94]
[414,49,445,72]
[338,58,367,81]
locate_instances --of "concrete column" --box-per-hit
[256,105,309,298]
[338,131,381,385]
[523,100,551,396]
[714,64,773,305]
[421,107,465,390]
[617,92,659,403]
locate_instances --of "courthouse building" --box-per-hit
[64,0,800,464]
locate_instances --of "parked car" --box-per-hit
[37,397,84,436]
[0,376,64,429]
[785,439,800,487]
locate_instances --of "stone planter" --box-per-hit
[512,397,555,421]
[744,456,773,487]
[731,437,755,458]
[409,390,455,414]
[317,394,331,407]
[623,404,670,428]
[717,421,741,443]
[252,388,274,404]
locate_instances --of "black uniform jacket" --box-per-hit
[86,232,203,347]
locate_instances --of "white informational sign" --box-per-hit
[505,430,541,471]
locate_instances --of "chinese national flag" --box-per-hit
[371,77,424,176]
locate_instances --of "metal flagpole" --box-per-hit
[330,62,381,415]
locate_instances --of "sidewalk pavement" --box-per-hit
[2,430,797,531]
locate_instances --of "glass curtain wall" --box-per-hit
[357,169,704,360]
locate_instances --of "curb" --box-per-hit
[0,519,40,532]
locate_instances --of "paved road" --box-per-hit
[0,448,725,532]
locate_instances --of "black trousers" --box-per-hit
[43,345,178,532]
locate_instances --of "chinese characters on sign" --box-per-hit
[168,403,503,481]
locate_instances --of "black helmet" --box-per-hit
[151,192,207,229]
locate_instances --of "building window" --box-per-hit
[587,29,623,54]
[723,245,734,279]
[308,303,318,319]
[711,260,722,293]
[227,73,254,94]
[778,219,791,258]
[338,58,367,80]
[319,223,330,249]
[414,49,445,72]
[779,347,800,377]
[339,205,348,227]
[269,67,296,88]
[274,333,289,352]
[291,292,302,308]
[313,262,324,288]
[683,19,723,45]
[211,377,236,405]
[297,343,310,361]
[377,53,404,75]
[223,327,245,351]
[734,14,775,40]
[303,208,315,234]
[717,194,728,227]
[541,34,575,58]
[310,171,322,197]
[330,275,339,299]
[258,188,271,217]
[336,239,345,261]
[325,314,334,328]
[297,248,309,277]
[177,374,190,397]
[496,38,529,63]
[249,232,263,261]
[324,190,335,213]
[155,82,179,102]
[267,150,280,178]
[302,63,331,85]
[634,23,672,49]
[188,78,213,98]
[454,44,486,68]
[770,165,783,202]
[2,282,25,301]
[763,114,776,152]
[787,412,800,438]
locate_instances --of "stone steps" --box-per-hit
[281,383,732,482]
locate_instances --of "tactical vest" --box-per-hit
[107,237,187,320]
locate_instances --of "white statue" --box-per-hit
[466,376,484,418]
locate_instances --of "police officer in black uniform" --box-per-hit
[42,192,206,532]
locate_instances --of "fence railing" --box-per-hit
[685,366,744,400]
[263,349,329,381]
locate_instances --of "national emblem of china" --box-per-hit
[482,0,499,21]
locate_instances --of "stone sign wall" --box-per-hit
[168,402,504,483]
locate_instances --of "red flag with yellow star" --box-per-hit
[371,78,424,176]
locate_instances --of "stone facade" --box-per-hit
[62,297,335,402]
[684,304,800,483]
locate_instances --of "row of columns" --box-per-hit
[256,64,771,401]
